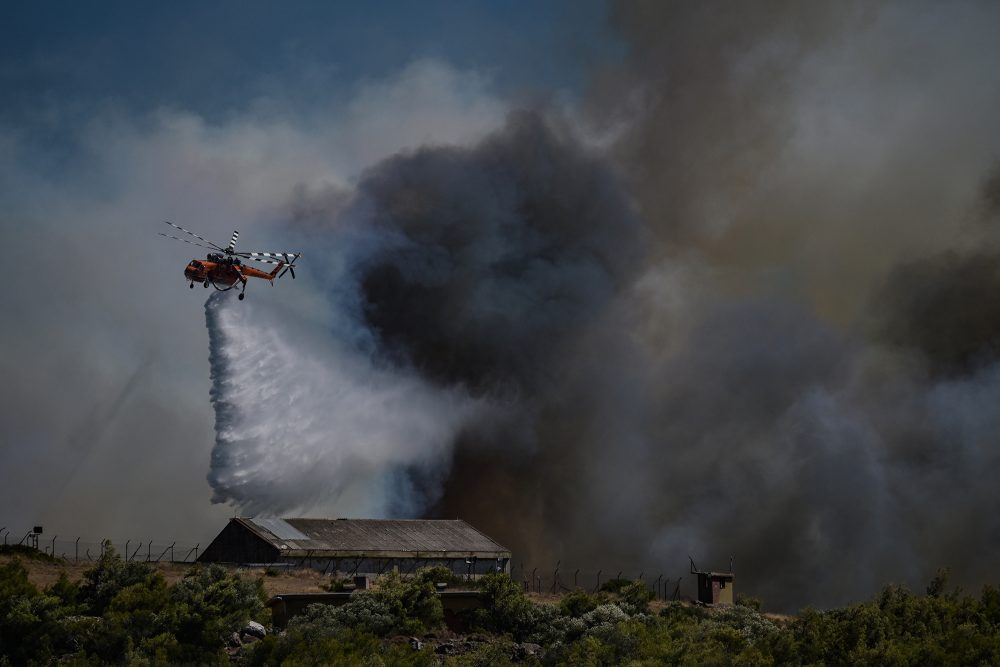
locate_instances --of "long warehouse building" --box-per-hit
[198,517,511,576]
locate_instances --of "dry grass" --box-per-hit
[1,555,333,598]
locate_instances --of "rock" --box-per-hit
[435,642,459,655]
[512,643,543,661]
[409,637,423,650]
[227,632,242,648]
[242,620,267,639]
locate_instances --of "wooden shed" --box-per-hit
[198,517,510,577]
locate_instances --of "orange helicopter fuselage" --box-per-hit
[184,257,279,286]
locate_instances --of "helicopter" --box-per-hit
[159,221,301,300]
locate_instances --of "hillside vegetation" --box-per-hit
[2,547,999,666]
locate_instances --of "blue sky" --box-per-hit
[2,0,616,122]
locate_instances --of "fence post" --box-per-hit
[574,569,580,588]
[655,574,662,600]
[125,540,130,560]
[146,541,152,562]
[594,570,602,593]
[155,542,175,562]
[75,537,80,564]
[51,535,57,558]
[551,561,561,594]
[530,568,537,593]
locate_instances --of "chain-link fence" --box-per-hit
[510,561,686,601]
[0,528,202,564]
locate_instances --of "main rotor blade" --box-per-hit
[238,252,301,263]
[226,230,239,254]
[162,221,225,250]
[158,233,219,251]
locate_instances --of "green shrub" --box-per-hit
[736,594,762,611]
[79,542,161,616]
[559,589,601,618]
[599,577,633,594]
[413,564,464,588]
[0,545,61,563]
[475,573,533,637]
[618,580,655,615]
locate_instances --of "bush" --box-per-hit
[559,589,601,618]
[599,577,632,594]
[0,548,268,665]
[736,594,762,611]
[375,570,445,634]
[413,565,465,588]
[618,580,655,615]
[0,545,61,563]
[475,573,534,637]
[79,542,161,616]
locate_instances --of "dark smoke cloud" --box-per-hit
[877,249,1000,376]
[204,0,1000,612]
[357,111,644,393]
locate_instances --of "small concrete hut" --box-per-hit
[690,557,735,605]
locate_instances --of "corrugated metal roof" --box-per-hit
[252,518,309,540]
[239,517,509,557]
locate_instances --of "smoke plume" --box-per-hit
[205,1,1000,610]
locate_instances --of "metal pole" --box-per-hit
[574,569,580,588]
[51,535,57,558]
[125,540,130,560]
[530,568,536,593]
[155,542,174,562]
[594,570,602,593]
[75,538,80,564]
[655,575,662,600]
[146,541,152,562]
[551,561,561,594]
